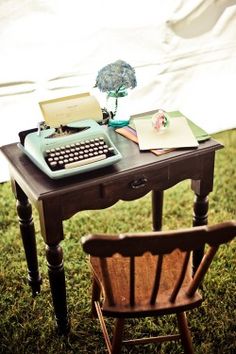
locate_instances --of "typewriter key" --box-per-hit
[50,161,57,167]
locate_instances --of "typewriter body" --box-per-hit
[18,93,122,179]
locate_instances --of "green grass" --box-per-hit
[0,129,235,354]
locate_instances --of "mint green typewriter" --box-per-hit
[18,119,122,179]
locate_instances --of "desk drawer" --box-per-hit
[101,166,168,201]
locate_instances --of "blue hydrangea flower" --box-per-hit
[95,60,137,94]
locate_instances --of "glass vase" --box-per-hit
[106,88,130,128]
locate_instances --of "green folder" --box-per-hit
[167,111,210,142]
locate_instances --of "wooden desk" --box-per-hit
[0,124,223,334]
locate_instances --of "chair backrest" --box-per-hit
[81,221,236,307]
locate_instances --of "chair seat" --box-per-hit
[90,249,203,317]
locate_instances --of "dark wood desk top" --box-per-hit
[1,126,222,202]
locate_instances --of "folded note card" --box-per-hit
[134,116,199,150]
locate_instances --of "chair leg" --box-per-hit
[176,312,194,354]
[91,277,101,317]
[111,318,125,354]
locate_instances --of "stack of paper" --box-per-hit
[133,116,199,150]
[115,112,210,156]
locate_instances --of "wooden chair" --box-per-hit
[81,221,236,354]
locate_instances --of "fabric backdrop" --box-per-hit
[1,0,236,181]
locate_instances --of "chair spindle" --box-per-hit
[150,254,163,305]
[130,256,135,306]
[100,258,115,306]
[170,251,191,303]
[187,246,219,297]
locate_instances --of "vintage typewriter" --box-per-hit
[18,93,122,179]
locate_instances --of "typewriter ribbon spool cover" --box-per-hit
[39,92,103,127]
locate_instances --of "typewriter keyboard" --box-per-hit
[44,137,115,171]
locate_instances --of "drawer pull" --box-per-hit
[130,177,148,189]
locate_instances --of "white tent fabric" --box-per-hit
[1,0,236,182]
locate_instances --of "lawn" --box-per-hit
[0,129,235,353]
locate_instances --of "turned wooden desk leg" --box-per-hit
[192,194,209,273]
[152,190,164,231]
[14,185,42,296]
[46,243,70,335]
[191,152,215,273]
